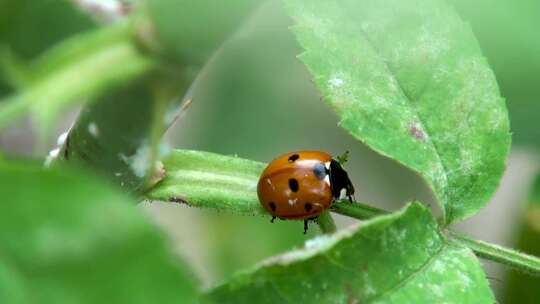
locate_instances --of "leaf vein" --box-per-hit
[365,243,448,302]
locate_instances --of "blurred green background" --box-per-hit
[1,0,539,302]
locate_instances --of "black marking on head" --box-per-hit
[289,178,299,192]
[313,162,327,180]
[269,202,276,212]
[304,202,313,212]
[288,154,300,163]
[329,159,355,200]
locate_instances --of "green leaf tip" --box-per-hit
[204,201,494,303]
[283,0,511,225]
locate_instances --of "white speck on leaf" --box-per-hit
[328,77,345,89]
[456,269,472,288]
[431,260,446,274]
[44,148,61,167]
[159,142,172,157]
[430,284,444,297]
[365,284,377,295]
[56,132,68,146]
[119,144,152,178]
[75,0,125,22]
[88,122,99,137]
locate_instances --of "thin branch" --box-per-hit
[448,231,540,277]
[331,200,388,219]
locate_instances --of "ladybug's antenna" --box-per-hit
[336,151,350,165]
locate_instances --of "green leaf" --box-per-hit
[0,21,154,135]
[0,0,95,61]
[0,0,96,95]
[146,150,266,215]
[0,161,198,304]
[204,202,494,303]
[283,0,510,224]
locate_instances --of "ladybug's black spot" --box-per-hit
[269,202,276,212]
[288,154,300,163]
[313,162,327,180]
[289,178,299,192]
[304,202,313,212]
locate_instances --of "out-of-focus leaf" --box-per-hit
[448,0,540,149]
[0,22,154,136]
[204,202,494,303]
[0,0,95,93]
[142,0,261,65]
[146,149,266,214]
[0,161,198,303]
[503,174,540,303]
[0,0,95,60]
[283,0,510,224]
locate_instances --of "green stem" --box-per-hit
[331,199,388,219]
[448,231,540,276]
[331,201,540,276]
[317,211,337,234]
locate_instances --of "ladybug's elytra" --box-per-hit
[257,151,355,233]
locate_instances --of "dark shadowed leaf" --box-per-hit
[62,75,187,193]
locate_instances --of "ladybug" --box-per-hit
[257,151,355,233]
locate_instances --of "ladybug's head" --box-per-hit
[329,159,355,202]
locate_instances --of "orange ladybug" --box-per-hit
[257,151,355,233]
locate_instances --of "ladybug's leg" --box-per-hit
[303,219,309,234]
[270,216,276,223]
